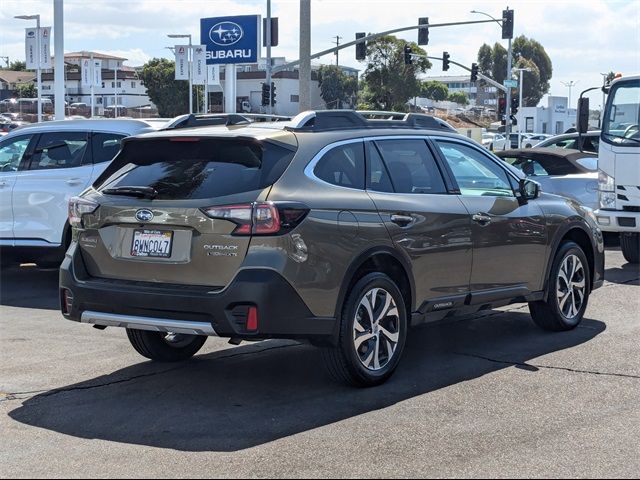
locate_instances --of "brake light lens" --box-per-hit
[68,197,99,228]
[201,202,308,236]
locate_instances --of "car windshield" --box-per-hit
[603,79,640,146]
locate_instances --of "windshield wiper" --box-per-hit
[101,186,158,199]
[603,133,640,145]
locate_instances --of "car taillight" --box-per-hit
[68,197,99,228]
[201,202,308,236]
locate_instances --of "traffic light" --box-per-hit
[418,17,429,45]
[270,82,276,106]
[261,82,270,106]
[498,97,506,116]
[511,96,519,115]
[355,32,366,61]
[404,45,413,65]
[442,51,450,71]
[470,63,479,82]
[502,9,514,39]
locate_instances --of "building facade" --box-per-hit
[516,96,577,134]
[421,75,478,104]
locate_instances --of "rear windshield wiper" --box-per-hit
[101,186,158,199]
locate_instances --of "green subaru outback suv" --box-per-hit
[60,111,604,387]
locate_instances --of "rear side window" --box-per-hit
[314,142,365,189]
[374,139,447,194]
[96,138,296,200]
[92,133,126,164]
[29,132,89,170]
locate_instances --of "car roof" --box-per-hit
[1,118,158,139]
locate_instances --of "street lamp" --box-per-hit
[515,67,532,146]
[470,9,514,137]
[15,14,42,123]
[561,80,578,108]
[168,33,192,114]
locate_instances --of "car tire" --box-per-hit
[321,272,407,387]
[620,233,640,264]
[126,329,207,362]
[529,241,591,331]
[489,143,494,151]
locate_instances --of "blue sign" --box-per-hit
[201,15,260,65]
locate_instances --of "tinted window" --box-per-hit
[366,142,393,192]
[30,132,89,170]
[92,133,126,164]
[501,156,550,176]
[437,141,514,197]
[97,138,295,200]
[374,139,446,194]
[314,142,365,189]
[0,135,32,172]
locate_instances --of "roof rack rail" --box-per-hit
[286,110,456,133]
[161,113,251,130]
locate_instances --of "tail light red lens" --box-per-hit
[201,202,308,236]
[68,197,99,228]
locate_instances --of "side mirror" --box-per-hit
[577,97,589,135]
[520,178,540,202]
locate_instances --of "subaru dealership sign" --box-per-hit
[201,15,260,65]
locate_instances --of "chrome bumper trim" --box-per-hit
[79,310,217,336]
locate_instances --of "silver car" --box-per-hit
[497,148,599,210]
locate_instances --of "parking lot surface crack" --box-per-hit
[454,352,640,380]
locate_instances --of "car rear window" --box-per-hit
[95,137,296,200]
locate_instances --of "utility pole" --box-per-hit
[266,0,273,114]
[299,0,312,112]
[561,80,578,107]
[516,67,531,146]
[333,35,342,66]
[54,0,64,120]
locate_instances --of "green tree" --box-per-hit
[317,65,358,109]
[359,35,431,111]
[421,80,448,101]
[8,60,26,71]
[138,58,188,117]
[476,36,553,106]
[448,91,469,105]
[15,82,36,98]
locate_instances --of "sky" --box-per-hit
[1,0,639,109]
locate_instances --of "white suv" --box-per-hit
[0,119,156,267]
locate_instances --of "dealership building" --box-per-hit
[515,96,578,135]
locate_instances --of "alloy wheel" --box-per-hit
[556,254,586,319]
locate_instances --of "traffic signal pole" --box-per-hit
[505,36,513,137]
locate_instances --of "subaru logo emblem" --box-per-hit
[135,209,154,222]
[209,21,244,46]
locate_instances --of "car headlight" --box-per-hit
[598,170,616,209]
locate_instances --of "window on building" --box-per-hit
[111,82,115,88]
[117,82,122,88]
[101,82,105,88]
[291,95,299,103]
[131,81,136,89]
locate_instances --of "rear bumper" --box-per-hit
[59,243,337,342]
[594,209,640,232]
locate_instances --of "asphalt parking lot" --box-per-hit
[1,247,639,478]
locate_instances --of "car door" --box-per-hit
[433,138,548,296]
[12,131,93,245]
[0,134,35,242]
[365,137,473,311]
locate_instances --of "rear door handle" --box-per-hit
[66,178,83,186]
[472,213,492,225]
[390,214,414,227]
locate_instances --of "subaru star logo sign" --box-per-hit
[201,15,260,65]
[135,209,154,222]
[209,21,244,46]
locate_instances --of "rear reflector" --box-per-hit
[61,288,74,315]
[246,306,259,332]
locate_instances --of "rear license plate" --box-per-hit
[131,229,173,258]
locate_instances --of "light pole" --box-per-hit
[168,33,192,114]
[15,14,42,122]
[515,67,531,146]
[561,80,578,108]
[471,9,513,136]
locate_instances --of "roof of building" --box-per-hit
[0,70,36,84]
[421,75,472,83]
[64,51,128,61]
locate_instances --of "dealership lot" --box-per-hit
[1,247,639,478]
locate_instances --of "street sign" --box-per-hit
[503,79,518,88]
[200,15,260,65]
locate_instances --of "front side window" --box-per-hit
[374,139,447,194]
[603,79,640,146]
[0,135,33,172]
[314,142,365,189]
[436,141,514,197]
[29,132,89,170]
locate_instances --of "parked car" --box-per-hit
[0,119,158,268]
[534,131,601,153]
[481,132,507,151]
[496,148,599,210]
[60,110,604,387]
[522,134,552,148]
